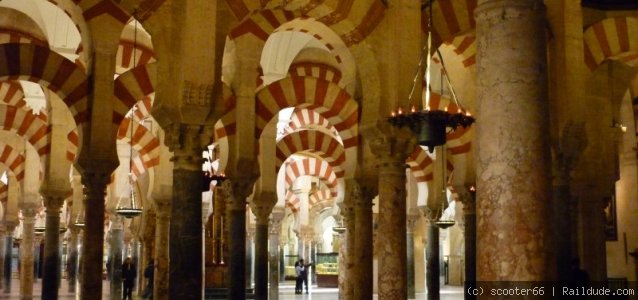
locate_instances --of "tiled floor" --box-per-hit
[0,278,464,299]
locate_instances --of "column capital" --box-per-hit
[338,201,355,220]
[153,197,171,218]
[268,217,282,235]
[406,212,420,234]
[168,124,206,171]
[246,225,256,239]
[298,225,314,242]
[251,191,277,225]
[476,0,544,18]
[367,120,416,170]
[223,170,258,209]
[20,202,39,219]
[40,180,72,210]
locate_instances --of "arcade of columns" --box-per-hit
[0,0,637,300]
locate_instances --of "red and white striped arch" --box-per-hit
[0,143,25,181]
[0,182,6,203]
[0,29,48,48]
[116,40,155,73]
[0,44,89,126]
[583,17,638,71]
[0,82,27,108]
[309,188,332,207]
[255,76,358,148]
[117,117,160,175]
[0,105,50,156]
[284,190,299,213]
[426,0,476,48]
[226,1,385,46]
[447,32,476,68]
[112,63,156,125]
[282,107,339,138]
[283,158,338,198]
[275,130,345,177]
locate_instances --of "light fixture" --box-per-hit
[388,2,475,153]
[202,146,226,191]
[332,217,346,234]
[433,144,454,229]
[74,189,86,228]
[115,103,143,218]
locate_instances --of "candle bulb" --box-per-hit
[411,105,416,113]
[398,107,403,115]
[391,111,396,117]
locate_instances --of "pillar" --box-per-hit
[20,203,37,300]
[153,197,170,300]
[460,188,476,299]
[475,0,553,280]
[80,169,113,299]
[41,188,68,300]
[245,226,255,290]
[0,227,5,289]
[4,222,15,294]
[368,122,415,299]
[109,216,124,300]
[252,201,274,300]
[67,227,80,293]
[223,172,257,300]
[425,215,440,300]
[268,213,283,300]
[352,181,375,300]
[339,202,355,300]
[168,124,204,300]
[406,213,419,299]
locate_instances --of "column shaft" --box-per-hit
[353,190,373,300]
[109,219,123,300]
[0,230,5,289]
[464,201,476,300]
[245,229,254,289]
[153,202,170,300]
[253,223,268,299]
[475,0,553,280]
[406,217,417,299]
[341,204,355,300]
[20,212,36,300]
[67,229,79,293]
[4,233,12,294]
[81,175,109,300]
[268,229,280,300]
[378,164,408,299]
[426,223,439,300]
[227,206,246,299]
[42,207,62,299]
[169,168,203,299]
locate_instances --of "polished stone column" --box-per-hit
[475,0,553,280]
[339,202,355,300]
[153,197,170,300]
[109,216,124,300]
[424,214,440,300]
[41,188,68,300]
[369,123,415,299]
[4,222,15,294]
[67,227,80,293]
[252,202,273,300]
[223,173,257,300]
[168,124,204,300]
[0,228,5,289]
[20,204,37,299]
[352,181,375,300]
[268,214,283,300]
[81,170,112,299]
[460,188,476,299]
[245,226,255,290]
[406,213,419,299]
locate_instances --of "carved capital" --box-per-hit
[269,217,282,235]
[168,124,206,171]
[225,159,259,202]
[181,81,214,124]
[406,213,420,233]
[20,202,38,219]
[153,197,171,218]
[368,120,416,170]
[338,201,355,221]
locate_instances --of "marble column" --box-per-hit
[41,188,68,300]
[368,122,415,299]
[0,228,5,289]
[475,0,553,280]
[109,216,124,300]
[252,203,272,300]
[339,202,355,300]
[425,215,440,300]
[153,197,170,300]
[20,204,37,299]
[168,124,204,300]
[268,214,283,300]
[406,213,419,299]
[223,173,257,300]
[352,181,375,300]
[67,227,80,293]
[460,189,476,299]
[81,170,112,299]
[245,226,255,290]
[3,224,14,294]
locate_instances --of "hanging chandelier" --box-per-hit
[388,1,475,153]
[115,103,143,219]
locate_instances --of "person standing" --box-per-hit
[301,259,313,294]
[294,260,304,294]
[142,261,155,299]
[122,257,137,300]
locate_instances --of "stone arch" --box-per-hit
[282,107,340,141]
[583,17,638,71]
[115,19,156,74]
[112,63,156,125]
[116,115,161,175]
[428,0,477,48]
[275,130,346,177]
[0,104,50,156]
[0,143,25,181]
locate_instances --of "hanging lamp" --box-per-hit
[388,1,475,153]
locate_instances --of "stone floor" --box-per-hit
[0,279,464,299]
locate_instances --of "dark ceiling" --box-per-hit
[582,0,638,10]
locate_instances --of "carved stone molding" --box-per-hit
[368,121,416,170]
